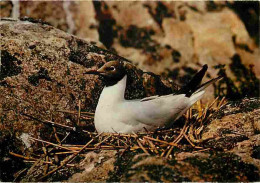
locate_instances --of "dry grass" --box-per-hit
[10,97,227,181]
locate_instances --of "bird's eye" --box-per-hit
[106,66,115,71]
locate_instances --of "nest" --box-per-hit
[11,97,226,181]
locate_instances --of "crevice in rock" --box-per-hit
[93,1,116,49]
[27,67,52,86]
[0,50,22,80]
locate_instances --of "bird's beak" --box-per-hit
[84,68,105,75]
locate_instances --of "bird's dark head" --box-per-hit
[85,61,126,86]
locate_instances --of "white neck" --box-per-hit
[99,75,127,103]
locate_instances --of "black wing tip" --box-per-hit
[196,64,208,77]
[178,64,208,97]
[203,64,208,70]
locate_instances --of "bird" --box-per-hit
[85,61,221,133]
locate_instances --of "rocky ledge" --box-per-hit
[68,98,260,182]
[0,19,259,182]
[0,18,174,181]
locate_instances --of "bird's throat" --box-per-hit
[99,75,127,103]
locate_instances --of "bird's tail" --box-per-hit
[178,64,222,97]
[174,90,205,121]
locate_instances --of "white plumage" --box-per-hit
[95,75,205,133]
[85,61,220,133]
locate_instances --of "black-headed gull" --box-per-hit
[85,61,221,133]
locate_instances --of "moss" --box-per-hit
[19,17,51,26]
[186,152,259,181]
[203,135,249,150]
[28,67,52,86]
[144,2,173,27]
[93,1,116,49]
[88,84,102,111]
[68,39,97,68]
[211,99,260,122]
[227,1,259,45]
[68,37,127,68]
[107,151,138,182]
[229,98,260,113]
[0,80,12,87]
[98,18,116,49]
[214,54,260,100]
[230,54,259,98]
[118,25,161,62]
[109,149,189,182]
[28,44,36,50]
[154,2,172,25]
[0,50,22,80]
[171,50,181,63]
[127,164,189,182]
[119,25,155,49]
[0,131,27,181]
[252,146,260,159]
[79,78,87,91]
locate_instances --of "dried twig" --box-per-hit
[146,139,159,155]
[57,110,94,116]
[137,139,149,155]
[15,97,224,180]
[29,137,78,153]
[52,127,61,144]
[9,152,52,165]
[13,168,28,182]
[77,100,81,125]
[21,113,76,132]
[144,136,178,147]
[38,134,101,181]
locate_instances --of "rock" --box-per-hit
[1,2,259,181]
[201,98,260,171]
[0,18,172,134]
[0,18,173,181]
[67,150,117,182]
[110,151,259,182]
[0,131,27,181]
[106,1,160,32]
[105,98,260,182]
[0,1,13,18]
[161,18,194,64]
[1,1,259,101]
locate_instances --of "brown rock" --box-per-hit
[20,2,69,32]
[0,18,175,182]
[107,99,260,182]
[107,1,160,32]
[2,1,99,42]
[67,150,117,182]
[161,18,194,64]
[0,1,13,18]
[66,2,99,41]
[0,17,173,147]
[186,8,236,66]
[1,1,259,101]
[230,134,260,172]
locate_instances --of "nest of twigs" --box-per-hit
[11,97,226,181]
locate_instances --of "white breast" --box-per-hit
[94,75,205,133]
[94,76,133,133]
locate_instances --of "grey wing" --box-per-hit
[140,95,159,102]
[124,94,190,126]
